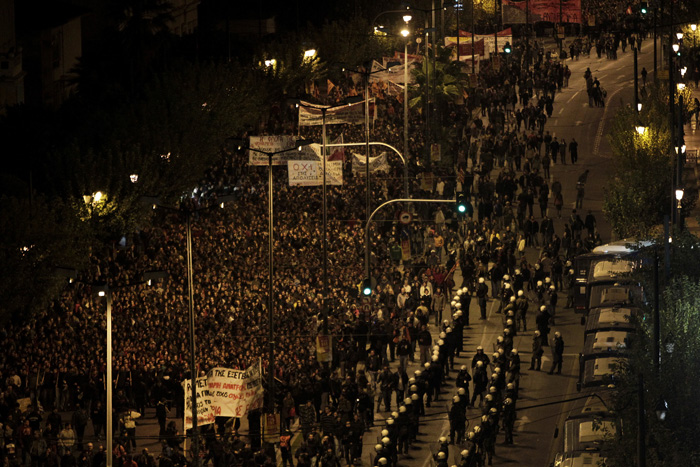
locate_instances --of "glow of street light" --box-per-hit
[676,189,685,201]
[637,102,642,112]
[677,32,684,40]
[692,24,698,32]
[130,174,139,183]
[304,49,316,59]
[403,14,413,22]
[93,191,103,203]
[678,83,686,90]
[635,126,647,135]
[401,28,410,37]
[673,44,680,53]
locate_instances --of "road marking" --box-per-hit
[593,86,623,156]
[567,90,581,103]
[558,108,564,115]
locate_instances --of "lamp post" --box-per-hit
[675,188,684,230]
[402,25,411,178]
[229,138,311,410]
[145,196,234,465]
[56,270,167,467]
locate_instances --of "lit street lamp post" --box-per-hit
[55,270,167,467]
[144,196,234,465]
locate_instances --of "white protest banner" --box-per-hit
[287,160,343,186]
[183,361,264,430]
[248,136,298,166]
[352,152,390,175]
[298,100,364,126]
[183,374,213,430]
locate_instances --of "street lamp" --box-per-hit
[635,125,648,135]
[401,24,411,178]
[55,269,167,467]
[226,138,310,413]
[145,195,233,465]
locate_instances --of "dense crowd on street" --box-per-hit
[0,20,642,467]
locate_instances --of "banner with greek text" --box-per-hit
[352,152,390,175]
[501,0,581,24]
[183,361,263,430]
[298,100,365,126]
[287,160,343,186]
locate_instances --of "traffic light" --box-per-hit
[504,42,512,54]
[456,193,467,214]
[361,278,373,296]
[640,2,648,14]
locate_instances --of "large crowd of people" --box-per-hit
[0,22,637,466]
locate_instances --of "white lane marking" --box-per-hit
[593,86,623,156]
[567,90,581,103]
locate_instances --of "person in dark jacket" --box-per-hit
[548,332,565,374]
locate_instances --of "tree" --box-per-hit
[604,238,700,466]
[0,195,92,324]
[603,85,676,238]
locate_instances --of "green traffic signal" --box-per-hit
[362,278,373,296]
[640,2,648,14]
[504,42,512,54]
[456,193,467,213]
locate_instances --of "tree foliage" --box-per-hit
[605,238,700,466]
[603,85,675,238]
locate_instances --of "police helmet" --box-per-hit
[387,418,395,425]
[461,450,469,457]
[404,397,412,405]
[489,386,497,393]
[485,394,493,402]
[505,398,513,405]
[399,406,407,413]
[512,348,518,355]
[473,425,481,433]
[540,305,546,311]
[468,431,475,440]
[462,287,469,294]
[537,280,543,287]
[534,330,541,336]
[437,452,446,460]
[490,407,498,414]
[515,269,521,275]
[439,436,448,444]
[411,394,419,401]
[391,412,399,419]
[479,277,485,283]
[379,458,388,465]
[517,290,524,297]
[569,269,574,275]
[415,370,422,376]
[381,429,389,437]
[410,385,418,392]
[424,363,431,369]
[446,327,452,333]
[509,296,516,302]
[451,300,458,307]
[453,395,460,403]
[375,444,383,451]
[476,361,484,367]
[506,319,514,326]
[477,346,483,351]
[507,382,514,390]
[505,283,511,289]
[555,331,561,338]
[481,415,488,423]
[432,355,439,362]
[493,352,500,358]
[495,366,502,373]
[439,332,447,339]
[409,377,416,384]
[550,285,556,290]
[545,277,551,283]
[461,365,467,371]
[458,388,466,396]
[504,328,511,335]
[437,340,444,346]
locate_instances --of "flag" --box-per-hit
[328,134,345,161]
[327,79,335,95]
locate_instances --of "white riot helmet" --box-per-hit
[462,287,469,294]
[517,290,524,296]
